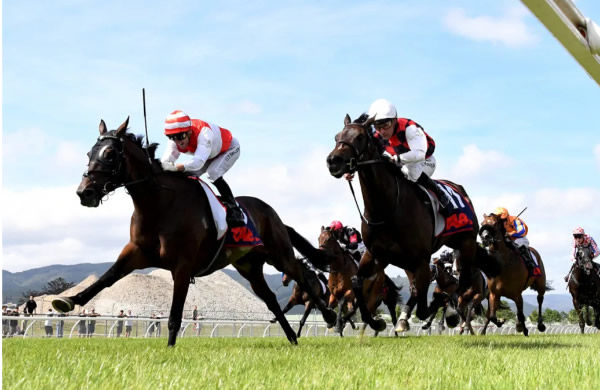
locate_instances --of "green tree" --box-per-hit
[43,277,75,295]
[496,300,516,321]
[530,308,566,323]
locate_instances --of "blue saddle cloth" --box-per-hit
[224,205,263,248]
[435,180,476,237]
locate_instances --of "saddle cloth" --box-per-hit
[188,177,262,249]
[418,180,476,237]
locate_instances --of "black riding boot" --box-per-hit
[417,173,452,216]
[518,245,540,276]
[213,177,245,227]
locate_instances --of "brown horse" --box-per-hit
[270,266,331,337]
[326,114,483,332]
[51,118,337,346]
[479,213,548,336]
[318,227,403,336]
[567,246,600,333]
[422,258,460,332]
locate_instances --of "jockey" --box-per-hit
[160,110,245,227]
[565,227,600,281]
[328,220,365,263]
[367,98,452,216]
[492,207,541,277]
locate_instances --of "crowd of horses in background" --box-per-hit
[50,116,600,348]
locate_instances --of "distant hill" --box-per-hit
[2,263,152,304]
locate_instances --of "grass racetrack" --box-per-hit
[3,334,599,389]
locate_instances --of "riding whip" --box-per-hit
[515,206,528,219]
[142,88,153,165]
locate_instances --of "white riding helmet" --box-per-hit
[368,98,397,121]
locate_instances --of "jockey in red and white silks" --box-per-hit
[571,227,600,262]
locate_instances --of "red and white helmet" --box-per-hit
[573,227,585,236]
[164,110,192,135]
[329,220,343,231]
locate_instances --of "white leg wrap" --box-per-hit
[399,311,409,321]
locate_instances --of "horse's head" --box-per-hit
[326,113,376,177]
[479,213,504,248]
[318,226,338,251]
[282,273,292,287]
[575,246,594,274]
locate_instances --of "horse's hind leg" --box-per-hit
[297,302,313,338]
[514,296,528,336]
[536,291,546,332]
[271,299,296,324]
[53,243,150,313]
[234,258,298,344]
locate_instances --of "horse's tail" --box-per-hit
[530,281,554,292]
[476,245,501,278]
[384,274,403,305]
[285,225,330,271]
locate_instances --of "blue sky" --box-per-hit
[3,1,600,292]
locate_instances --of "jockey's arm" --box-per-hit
[508,217,527,239]
[161,141,181,164]
[184,129,213,172]
[590,237,600,259]
[398,124,427,164]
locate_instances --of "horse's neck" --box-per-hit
[328,246,353,272]
[358,163,410,217]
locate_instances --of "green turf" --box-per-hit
[3,334,599,389]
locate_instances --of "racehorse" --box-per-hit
[318,226,358,335]
[567,246,600,333]
[51,118,337,346]
[479,213,548,336]
[326,114,483,332]
[422,257,460,333]
[270,266,331,338]
[318,226,403,336]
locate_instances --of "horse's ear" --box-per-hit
[344,114,351,126]
[363,115,374,128]
[116,116,129,136]
[321,225,325,232]
[483,213,488,218]
[99,120,107,135]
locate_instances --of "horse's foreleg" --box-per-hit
[271,298,296,323]
[574,300,585,334]
[536,292,546,332]
[336,298,346,336]
[289,264,336,327]
[413,263,431,321]
[396,295,416,333]
[387,301,399,337]
[352,251,386,332]
[53,243,150,313]
[167,269,192,347]
[235,259,298,345]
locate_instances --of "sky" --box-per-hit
[2,1,600,293]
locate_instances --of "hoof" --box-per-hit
[421,323,431,330]
[523,327,529,337]
[395,319,409,333]
[372,318,387,332]
[445,312,460,328]
[538,323,546,332]
[269,318,277,324]
[322,309,337,327]
[52,297,74,313]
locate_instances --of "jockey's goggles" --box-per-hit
[167,132,189,141]
[373,119,393,130]
[573,234,584,239]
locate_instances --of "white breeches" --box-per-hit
[193,138,240,181]
[514,237,529,248]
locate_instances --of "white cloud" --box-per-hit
[444,6,538,47]
[450,144,514,180]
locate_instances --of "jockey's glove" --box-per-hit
[382,151,401,165]
[161,161,178,172]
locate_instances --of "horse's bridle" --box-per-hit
[83,134,151,199]
[335,124,400,226]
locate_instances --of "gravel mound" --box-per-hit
[38,270,272,320]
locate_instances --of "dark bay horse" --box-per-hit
[319,227,403,336]
[270,266,331,337]
[479,213,548,336]
[326,114,482,332]
[567,246,600,333]
[51,118,337,346]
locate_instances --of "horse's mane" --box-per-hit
[121,131,160,160]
